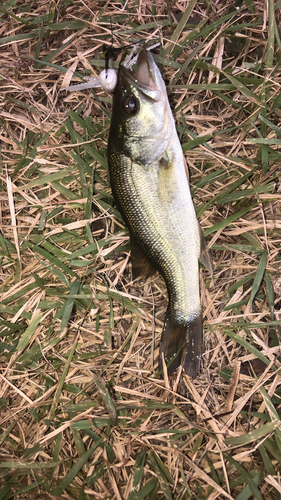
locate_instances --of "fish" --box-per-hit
[108,49,212,378]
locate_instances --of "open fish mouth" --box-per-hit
[135,51,158,88]
[119,50,162,101]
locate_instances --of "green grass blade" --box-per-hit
[259,386,281,454]
[220,70,261,105]
[26,242,79,278]
[248,251,267,307]
[60,279,81,334]
[48,336,78,421]
[16,313,42,352]
[91,372,118,423]
[225,421,279,449]
[134,478,158,500]
[267,0,275,70]
[128,448,147,499]
[235,470,263,500]
[165,0,197,57]
[204,204,257,236]
[14,168,74,192]
[52,442,101,496]
[0,0,17,18]
[259,444,276,476]
[265,273,275,320]
[224,455,263,500]
[182,133,213,151]
[148,451,173,500]
[225,330,271,368]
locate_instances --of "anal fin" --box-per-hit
[198,221,213,277]
[130,232,156,280]
[159,309,203,378]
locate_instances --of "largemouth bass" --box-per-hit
[108,50,212,378]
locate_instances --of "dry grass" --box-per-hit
[0,0,281,499]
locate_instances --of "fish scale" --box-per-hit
[108,49,211,377]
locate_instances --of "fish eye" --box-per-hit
[124,96,139,115]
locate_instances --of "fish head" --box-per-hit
[110,50,174,165]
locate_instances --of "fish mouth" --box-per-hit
[119,50,163,101]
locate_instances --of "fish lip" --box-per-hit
[119,50,162,101]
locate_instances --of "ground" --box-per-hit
[0,0,281,499]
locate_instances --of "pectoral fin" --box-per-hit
[159,309,203,378]
[198,221,213,277]
[130,232,156,280]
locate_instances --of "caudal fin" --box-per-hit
[159,310,203,378]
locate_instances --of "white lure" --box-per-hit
[62,43,160,94]
[62,69,118,93]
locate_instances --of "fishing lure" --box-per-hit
[61,44,159,94]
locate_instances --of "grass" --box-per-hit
[0,0,281,498]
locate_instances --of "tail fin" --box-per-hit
[159,310,203,378]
